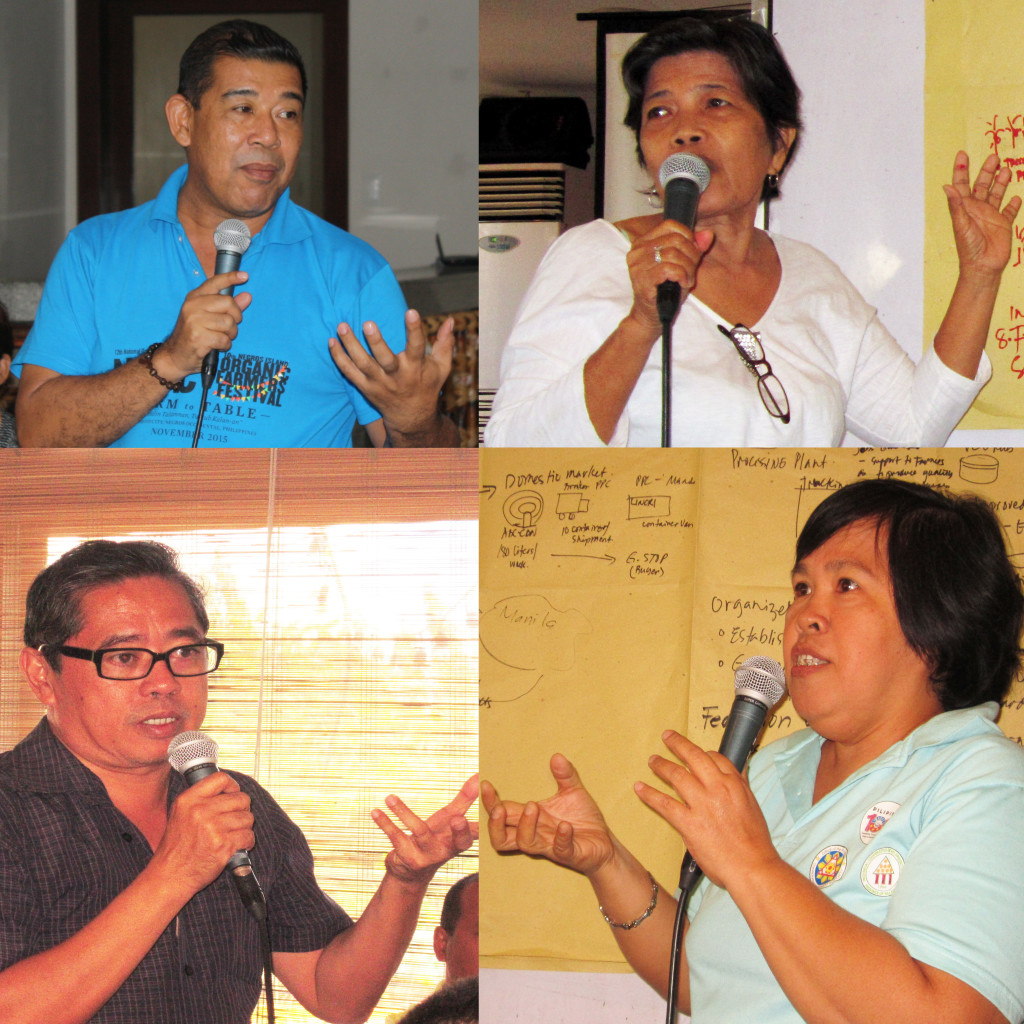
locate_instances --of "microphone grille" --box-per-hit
[167,730,219,774]
[659,153,711,193]
[734,656,786,706]
[213,219,252,255]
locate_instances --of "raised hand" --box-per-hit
[329,309,458,445]
[944,151,1021,278]
[482,754,617,877]
[373,774,479,885]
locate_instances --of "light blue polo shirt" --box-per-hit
[685,704,1024,1023]
[14,165,407,447]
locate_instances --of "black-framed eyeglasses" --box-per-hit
[717,323,790,424]
[51,641,225,680]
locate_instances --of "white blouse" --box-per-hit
[485,220,989,448]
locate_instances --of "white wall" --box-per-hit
[348,0,478,271]
[480,968,681,1024]
[771,0,1024,446]
[771,0,924,354]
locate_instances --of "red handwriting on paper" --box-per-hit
[993,306,1024,379]
[985,114,1024,164]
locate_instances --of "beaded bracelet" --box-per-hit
[599,872,659,930]
[139,342,188,392]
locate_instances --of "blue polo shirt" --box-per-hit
[14,165,407,447]
[684,703,1024,1023]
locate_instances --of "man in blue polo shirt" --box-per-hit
[12,19,460,448]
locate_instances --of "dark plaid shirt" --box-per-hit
[0,718,352,1023]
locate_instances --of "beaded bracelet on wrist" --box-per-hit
[599,872,659,930]
[139,342,188,392]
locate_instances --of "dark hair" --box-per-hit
[177,19,307,108]
[795,479,1023,710]
[0,300,12,360]
[621,16,802,199]
[397,977,478,1024]
[24,540,209,671]
[439,873,478,934]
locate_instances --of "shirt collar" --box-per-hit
[149,163,311,248]
[2,717,109,796]
[1,716,185,801]
[772,702,1001,793]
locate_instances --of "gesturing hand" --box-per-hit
[329,309,456,445]
[944,150,1021,279]
[374,774,479,885]
[482,754,617,877]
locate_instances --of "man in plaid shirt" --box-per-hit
[0,539,477,1023]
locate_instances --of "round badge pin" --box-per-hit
[809,845,848,888]
[859,802,900,844]
[861,847,904,896]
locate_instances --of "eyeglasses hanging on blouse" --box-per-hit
[717,323,791,424]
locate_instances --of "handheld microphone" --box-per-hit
[677,655,786,898]
[656,153,711,324]
[167,729,267,921]
[201,219,252,391]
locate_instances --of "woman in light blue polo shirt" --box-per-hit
[483,480,1024,1024]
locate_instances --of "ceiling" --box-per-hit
[479,0,753,95]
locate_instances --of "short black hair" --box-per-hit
[397,977,477,1024]
[439,873,478,934]
[177,19,307,108]
[24,540,209,672]
[796,479,1023,710]
[621,15,801,199]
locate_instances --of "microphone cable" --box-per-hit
[661,657,785,1021]
[664,853,703,1024]
[168,731,274,1020]
[241,855,273,1023]
[664,882,692,1024]
[659,314,675,449]
[190,367,214,448]
[260,914,276,1024]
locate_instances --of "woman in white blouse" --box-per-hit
[484,17,1019,448]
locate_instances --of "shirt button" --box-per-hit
[121,832,133,842]
[183,965,194,977]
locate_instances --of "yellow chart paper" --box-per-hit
[481,448,1024,970]
[925,0,1024,428]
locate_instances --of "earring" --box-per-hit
[644,186,663,210]
[766,173,779,191]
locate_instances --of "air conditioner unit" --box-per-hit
[478,162,587,444]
